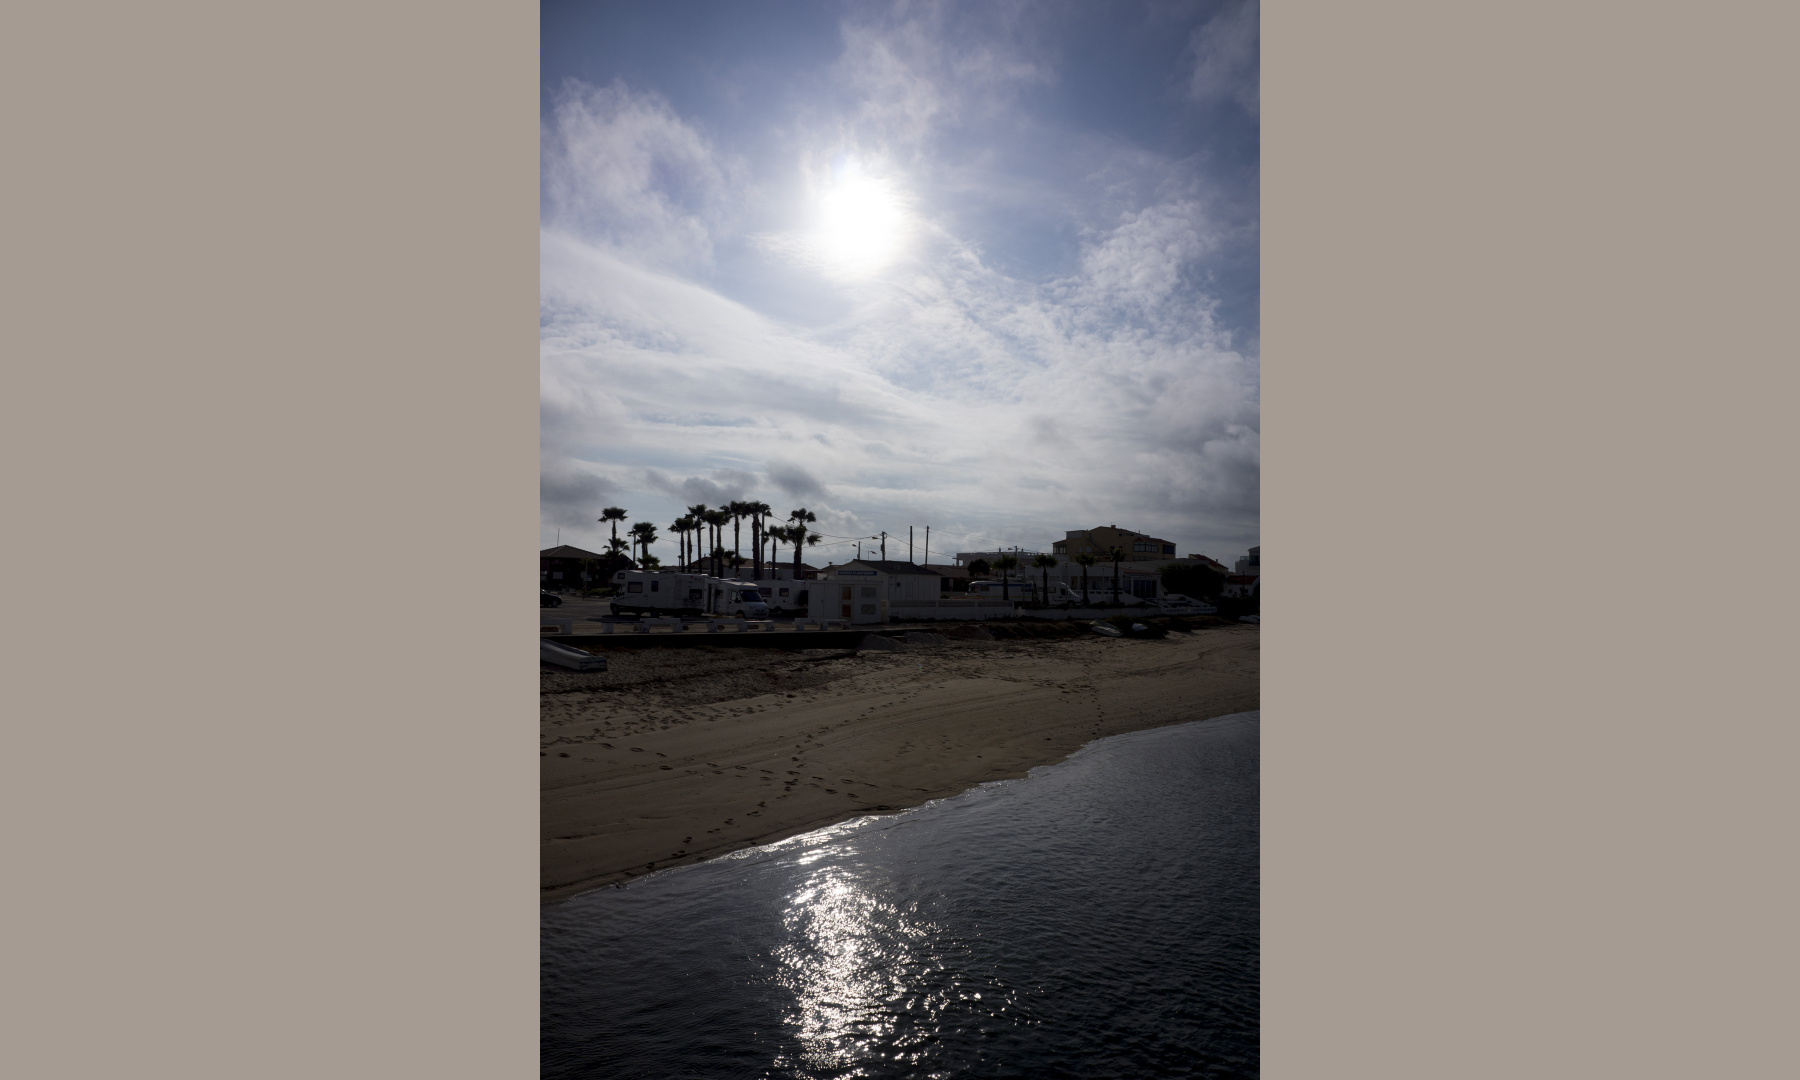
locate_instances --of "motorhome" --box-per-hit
[718,568,812,615]
[608,570,770,618]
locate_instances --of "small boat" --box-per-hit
[541,639,608,671]
[1238,615,1259,624]
[1091,622,1122,637]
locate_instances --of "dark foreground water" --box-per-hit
[542,710,1259,1079]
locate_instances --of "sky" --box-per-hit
[540,0,1259,568]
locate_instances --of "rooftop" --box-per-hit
[837,559,941,576]
[539,545,608,559]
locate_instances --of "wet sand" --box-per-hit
[541,624,1259,903]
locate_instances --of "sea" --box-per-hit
[542,710,1260,1079]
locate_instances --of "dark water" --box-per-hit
[542,710,1259,1079]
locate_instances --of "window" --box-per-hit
[1162,544,1175,555]
[627,582,643,593]
[1131,579,1158,598]
[861,586,877,598]
[650,580,659,592]
[778,588,790,597]
[860,604,877,614]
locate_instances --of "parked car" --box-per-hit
[540,590,563,608]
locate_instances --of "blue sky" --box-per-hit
[541,0,1259,566]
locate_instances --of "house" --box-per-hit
[1051,526,1178,562]
[812,560,942,624]
[1186,554,1231,575]
[1221,574,1260,599]
[539,545,616,589]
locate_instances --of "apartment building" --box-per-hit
[1050,526,1177,562]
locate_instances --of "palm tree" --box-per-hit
[993,553,1019,602]
[685,504,709,571]
[725,501,750,575]
[599,507,628,549]
[788,523,820,581]
[1033,553,1059,607]
[1073,551,1100,606]
[746,500,773,580]
[630,521,658,567]
[785,508,816,577]
[706,509,732,577]
[968,557,991,579]
[671,516,693,570]
[604,536,630,578]
[1107,546,1127,604]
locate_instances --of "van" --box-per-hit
[608,570,770,618]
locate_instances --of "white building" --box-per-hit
[811,560,942,624]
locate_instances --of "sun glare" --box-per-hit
[816,171,908,276]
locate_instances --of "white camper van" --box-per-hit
[609,571,770,619]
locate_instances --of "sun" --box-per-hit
[815,170,908,276]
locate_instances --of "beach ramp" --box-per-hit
[541,639,607,672]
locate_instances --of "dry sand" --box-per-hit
[541,623,1259,903]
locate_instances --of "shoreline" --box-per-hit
[541,624,1258,904]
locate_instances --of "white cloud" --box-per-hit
[1186,1,1260,117]
[541,80,740,269]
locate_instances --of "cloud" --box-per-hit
[539,7,1259,560]
[766,459,829,501]
[541,80,739,268]
[540,460,620,531]
[643,468,760,510]
[1186,1,1260,117]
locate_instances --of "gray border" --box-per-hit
[7,2,1796,1076]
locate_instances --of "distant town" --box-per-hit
[542,504,1258,625]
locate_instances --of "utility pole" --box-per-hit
[908,526,913,564]
[880,531,887,560]
[923,526,929,568]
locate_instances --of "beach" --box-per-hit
[541,623,1259,903]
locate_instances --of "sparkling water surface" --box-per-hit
[543,710,1259,1079]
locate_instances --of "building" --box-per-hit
[1221,574,1260,599]
[1185,554,1231,575]
[1051,526,1177,562]
[540,545,617,589]
[919,563,972,593]
[950,548,1044,568]
[812,560,942,624]
[1234,546,1260,576]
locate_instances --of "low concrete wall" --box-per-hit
[887,599,1017,621]
[546,631,870,652]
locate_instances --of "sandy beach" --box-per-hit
[541,622,1259,903]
